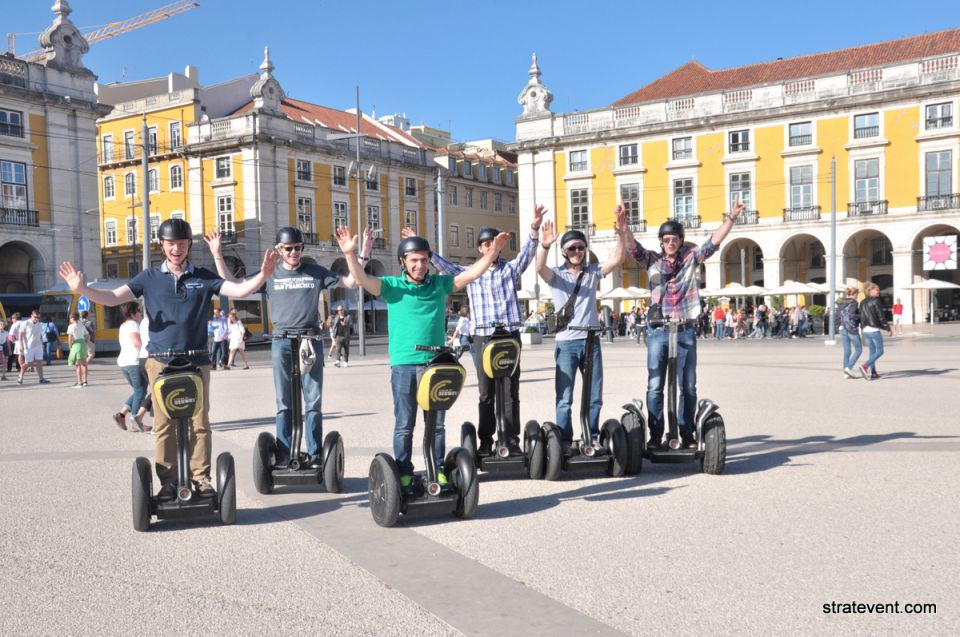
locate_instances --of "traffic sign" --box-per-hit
[77,296,90,312]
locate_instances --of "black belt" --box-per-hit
[650,320,697,331]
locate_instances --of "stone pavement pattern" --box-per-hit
[1,327,958,636]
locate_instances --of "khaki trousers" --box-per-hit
[145,358,212,483]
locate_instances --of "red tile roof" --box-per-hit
[232,97,426,148]
[613,28,960,106]
[435,148,517,167]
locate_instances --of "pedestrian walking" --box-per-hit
[712,306,725,340]
[331,304,352,367]
[17,310,50,384]
[41,315,59,365]
[209,308,228,369]
[80,310,96,364]
[113,302,147,432]
[0,320,8,380]
[836,286,863,378]
[859,282,892,380]
[7,312,22,374]
[66,312,89,387]
[225,308,249,369]
[892,298,904,336]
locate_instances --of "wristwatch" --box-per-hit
[723,212,735,221]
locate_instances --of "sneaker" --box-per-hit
[477,439,494,456]
[308,454,323,469]
[72,382,82,389]
[38,378,50,384]
[647,437,663,450]
[113,413,127,431]
[859,364,870,380]
[843,368,855,379]
[507,438,523,455]
[681,432,697,449]
[341,361,348,368]
[871,371,880,380]
[196,477,215,496]
[17,375,23,385]
[157,482,176,501]
[437,471,448,487]
[274,453,290,469]
[561,441,574,457]
[400,473,414,495]
[333,361,340,368]
[128,420,141,433]
[81,382,88,387]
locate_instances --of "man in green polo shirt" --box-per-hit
[335,225,509,489]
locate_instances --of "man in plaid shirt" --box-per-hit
[401,204,545,455]
[623,197,746,448]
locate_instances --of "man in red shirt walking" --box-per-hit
[892,298,904,336]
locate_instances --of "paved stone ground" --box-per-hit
[1,325,957,636]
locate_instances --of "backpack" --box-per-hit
[45,323,58,340]
[82,319,96,343]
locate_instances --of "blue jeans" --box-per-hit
[646,325,698,438]
[839,328,862,370]
[272,339,324,456]
[120,364,146,414]
[554,336,603,443]
[211,339,227,367]
[391,364,445,475]
[44,341,57,364]
[714,323,724,340]
[863,331,884,372]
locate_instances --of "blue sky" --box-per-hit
[8,0,959,143]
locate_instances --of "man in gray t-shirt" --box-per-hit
[535,207,628,451]
[208,227,371,466]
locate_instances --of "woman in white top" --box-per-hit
[225,308,249,370]
[113,302,146,432]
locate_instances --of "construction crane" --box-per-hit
[10,0,199,63]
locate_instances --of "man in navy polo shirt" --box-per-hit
[58,218,278,498]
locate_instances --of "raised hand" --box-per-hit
[613,203,627,235]
[58,261,84,292]
[361,226,376,258]
[400,226,415,240]
[335,225,357,254]
[732,194,746,218]
[260,248,281,277]
[203,229,223,256]
[531,204,547,230]
[540,219,557,248]
[493,231,511,251]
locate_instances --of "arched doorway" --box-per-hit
[719,237,763,287]
[779,233,826,285]
[910,223,960,322]
[0,240,43,292]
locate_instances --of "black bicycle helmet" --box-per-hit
[276,226,303,245]
[477,227,499,246]
[559,229,587,250]
[397,236,432,266]
[658,219,685,242]
[158,218,192,241]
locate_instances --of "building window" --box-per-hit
[126,217,138,244]
[509,232,517,251]
[106,262,119,278]
[789,122,812,146]
[569,150,587,172]
[854,159,879,203]
[809,242,825,268]
[366,205,381,233]
[870,238,893,266]
[854,112,879,139]
[492,167,501,183]
[480,191,488,210]
[505,171,514,186]
[619,143,639,166]
[217,195,234,232]
[729,130,750,153]
[148,169,159,193]
[730,172,751,209]
[672,137,692,160]
[124,172,136,197]
[450,224,460,247]
[366,175,379,191]
[508,196,516,214]
[333,201,348,231]
[465,188,473,208]
[169,122,182,149]
[104,220,117,246]
[128,261,141,276]
[405,177,417,196]
[478,164,486,180]
[790,165,813,207]
[0,109,23,138]
[620,183,640,225]
[215,156,232,179]
[296,159,312,182]
[149,214,161,242]
[448,156,457,173]
[673,179,693,215]
[925,150,952,196]
[333,165,347,186]
[405,209,418,233]
[103,176,115,200]
[297,196,313,233]
[571,188,589,226]
[462,161,472,177]
[147,127,158,155]
[124,131,135,160]
[494,192,502,212]
[465,226,474,247]
[170,164,183,190]
[101,134,113,162]
[925,102,953,130]
[449,185,458,205]
[753,246,763,271]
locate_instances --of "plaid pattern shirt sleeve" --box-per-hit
[431,252,466,275]
[506,234,538,279]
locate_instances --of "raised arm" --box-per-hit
[58,262,135,306]
[336,226,382,297]
[709,195,746,246]
[453,232,510,292]
[220,249,280,298]
[402,226,463,275]
[535,218,557,284]
[601,205,628,277]
[508,203,545,276]
[204,230,240,283]
[340,227,375,289]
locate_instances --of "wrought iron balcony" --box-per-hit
[565,223,596,236]
[782,205,821,222]
[925,117,953,130]
[672,148,692,161]
[628,219,646,233]
[917,193,960,211]
[789,134,812,146]
[0,207,39,227]
[728,142,750,153]
[853,125,879,139]
[847,200,888,217]
[671,215,701,229]
[734,210,759,225]
[0,122,24,138]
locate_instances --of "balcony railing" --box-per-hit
[672,215,701,229]
[628,219,646,233]
[566,223,596,236]
[0,207,39,227]
[789,134,812,146]
[783,205,821,222]
[925,117,953,130]
[0,123,24,138]
[847,200,888,217]
[672,148,692,161]
[854,125,879,139]
[918,193,960,211]
[734,210,759,225]
[729,143,750,153]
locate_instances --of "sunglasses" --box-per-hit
[661,236,682,244]
[282,245,304,253]
[565,245,587,253]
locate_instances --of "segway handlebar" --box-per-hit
[149,349,208,359]
[264,331,324,341]
[415,344,470,355]
[566,325,604,334]
[473,321,525,330]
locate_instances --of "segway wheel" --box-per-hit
[543,423,563,481]
[700,414,726,475]
[322,431,345,493]
[621,410,645,475]
[252,431,275,495]
[368,454,401,527]
[216,452,237,525]
[601,419,628,477]
[451,449,479,519]
[131,457,152,532]
[524,420,545,480]
[460,422,478,467]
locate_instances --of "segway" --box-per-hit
[619,319,726,474]
[132,350,236,531]
[252,331,344,494]
[460,322,546,479]
[368,344,478,527]
[540,326,629,480]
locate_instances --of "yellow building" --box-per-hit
[514,32,960,324]
[96,49,435,289]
